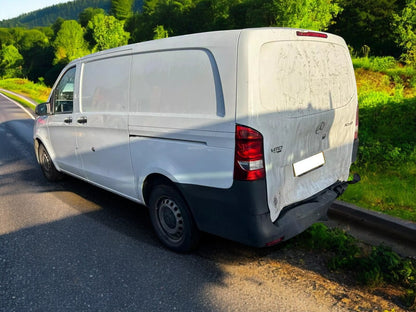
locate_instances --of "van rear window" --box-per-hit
[259,41,354,117]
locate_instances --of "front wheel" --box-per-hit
[38,143,63,182]
[149,185,200,252]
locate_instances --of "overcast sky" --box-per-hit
[0,0,73,21]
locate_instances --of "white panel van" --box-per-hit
[33,28,359,252]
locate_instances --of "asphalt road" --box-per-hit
[0,93,409,312]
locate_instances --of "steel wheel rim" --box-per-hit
[157,198,184,242]
[40,150,52,174]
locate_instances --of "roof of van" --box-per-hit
[67,27,346,66]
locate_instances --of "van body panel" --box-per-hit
[129,129,235,192]
[76,54,136,197]
[236,29,357,221]
[128,33,240,190]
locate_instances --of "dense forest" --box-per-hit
[0,0,144,28]
[0,0,416,86]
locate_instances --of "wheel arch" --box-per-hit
[34,138,41,163]
[34,138,61,172]
[142,173,182,207]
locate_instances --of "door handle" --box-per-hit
[77,116,87,124]
[64,117,72,124]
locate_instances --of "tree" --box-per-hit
[230,0,341,30]
[0,28,13,46]
[276,0,342,30]
[79,7,106,27]
[87,14,130,51]
[0,44,23,78]
[393,0,416,65]
[329,0,402,56]
[110,0,134,20]
[18,29,49,51]
[53,20,90,64]
[153,25,169,39]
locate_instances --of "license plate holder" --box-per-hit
[293,152,325,177]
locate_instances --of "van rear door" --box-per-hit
[237,29,358,222]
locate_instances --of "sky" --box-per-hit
[0,0,73,21]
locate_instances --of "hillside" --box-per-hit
[0,0,143,28]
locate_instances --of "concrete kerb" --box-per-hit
[329,200,416,244]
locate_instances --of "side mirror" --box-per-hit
[35,103,50,116]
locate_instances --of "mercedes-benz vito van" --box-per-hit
[34,28,359,252]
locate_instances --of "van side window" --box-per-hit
[52,67,76,114]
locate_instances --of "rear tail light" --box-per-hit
[296,31,328,38]
[354,105,359,140]
[234,125,265,181]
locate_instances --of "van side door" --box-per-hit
[74,55,136,198]
[47,66,83,176]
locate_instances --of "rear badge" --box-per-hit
[271,146,283,153]
[315,122,326,134]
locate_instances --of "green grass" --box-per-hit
[342,166,416,222]
[340,57,416,222]
[294,223,416,309]
[0,78,50,104]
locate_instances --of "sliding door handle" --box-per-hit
[77,116,87,124]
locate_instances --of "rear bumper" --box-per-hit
[177,179,346,247]
[352,138,359,163]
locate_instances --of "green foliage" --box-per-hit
[110,0,134,20]
[17,29,49,51]
[341,58,416,222]
[297,224,416,308]
[393,0,416,66]
[227,0,341,30]
[53,20,90,64]
[357,94,416,167]
[0,44,24,78]
[297,223,360,270]
[86,14,130,52]
[0,0,113,28]
[0,78,51,103]
[329,0,402,57]
[275,0,342,31]
[79,7,106,27]
[153,25,170,39]
[352,56,398,72]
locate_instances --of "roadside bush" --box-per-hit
[297,224,416,309]
[357,94,416,168]
[353,56,398,72]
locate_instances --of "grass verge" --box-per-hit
[341,57,416,223]
[294,223,416,310]
[0,78,50,104]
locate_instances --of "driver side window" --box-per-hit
[52,67,76,114]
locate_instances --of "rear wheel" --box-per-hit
[38,143,63,182]
[149,184,200,252]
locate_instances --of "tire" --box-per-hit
[38,143,63,182]
[148,184,200,252]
